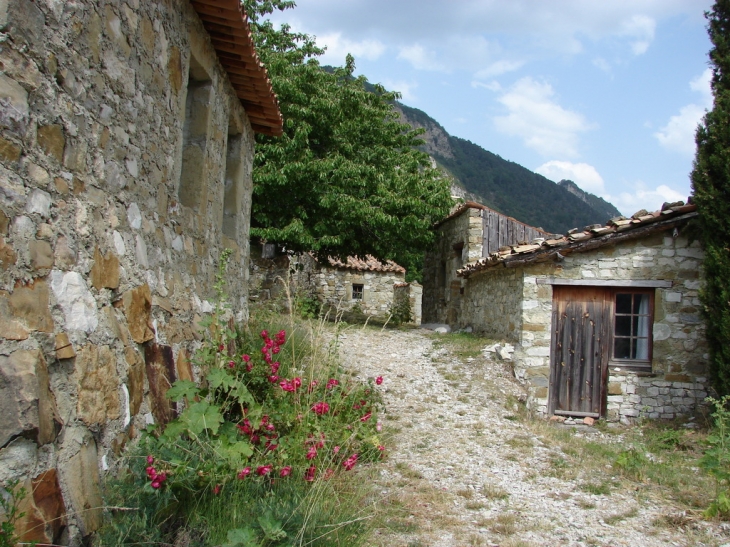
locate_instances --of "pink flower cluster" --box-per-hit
[279,377,302,392]
[237,413,278,450]
[145,455,168,489]
[259,330,286,382]
[343,453,358,471]
[311,401,330,415]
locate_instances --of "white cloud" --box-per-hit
[397,44,444,71]
[592,57,611,74]
[619,14,656,55]
[536,161,606,194]
[655,68,712,155]
[381,79,418,102]
[608,183,687,216]
[473,60,524,79]
[494,77,595,157]
[316,33,386,64]
[471,80,502,92]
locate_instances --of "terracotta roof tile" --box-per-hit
[327,255,406,274]
[457,201,698,278]
[191,0,283,136]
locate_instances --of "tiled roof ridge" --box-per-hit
[191,0,283,136]
[326,255,406,274]
[457,201,698,278]
[435,201,552,235]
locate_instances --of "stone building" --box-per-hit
[0,0,281,544]
[456,202,708,423]
[249,248,422,324]
[422,201,552,326]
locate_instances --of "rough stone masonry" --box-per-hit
[0,1,278,544]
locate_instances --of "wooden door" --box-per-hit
[549,287,611,418]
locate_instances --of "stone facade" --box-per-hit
[461,231,708,423]
[249,249,422,324]
[0,1,279,544]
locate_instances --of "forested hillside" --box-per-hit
[395,103,622,234]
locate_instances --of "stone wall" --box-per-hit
[461,232,708,423]
[0,1,256,544]
[313,267,406,318]
[423,207,481,324]
[460,267,524,342]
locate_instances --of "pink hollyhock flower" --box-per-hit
[218,344,225,352]
[376,376,383,385]
[376,422,383,432]
[213,484,222,495]
[276,330,286,343]
[265,338,274,349]
[228,360,235,369]
[316,433,325,449]
[304,465,316,482]
[151,480,161,489]
[237,467,251,479]
[272,346,280,354]
[268,375,279,383]
[311,402,330,415]
[326,379,339,390]
[324,468,334,480]
[378,445,385,452]
[250,434,260,445]
[146,455,155,464]
[280,379,294,392]
[242,354,251,363]
[293,377,302,389]
[308,380,318,392]
[265,423,276,431]
[360,412,372,422]
[146,466,156,478]
[280,466,292,477]
[256,464,273,476]
[264,440,278,452]
[157,472,167,482]
[343,454,358,471]
[246,363,254,372]
[333,446,340,454]
[271,362,280,374]
[306,446,317,460]
[260,330,269,339]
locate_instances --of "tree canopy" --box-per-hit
[691,0,730,395]
[242,0,453,279]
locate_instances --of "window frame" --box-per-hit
[608,288,655,372]
[351,283,364,301]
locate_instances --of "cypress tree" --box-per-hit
[691,0,730,396]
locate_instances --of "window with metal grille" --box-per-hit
[352,283,364,301]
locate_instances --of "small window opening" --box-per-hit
[179,54,212,211]
[612,291,653,367]
[352,284,364,301]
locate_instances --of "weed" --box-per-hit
[577,499,596,509]
[395,462,424,480]
[482,483,509,500]
[580,480,612,496]
[700,396,730,518]
[603,507,638,525]
[0,480,26,547]
[615,446,650,481]
[456,488,474,499]
[483,512,518,536]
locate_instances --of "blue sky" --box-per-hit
[267,0,714,215]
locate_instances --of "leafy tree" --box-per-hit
[691,0,730,396]
[243,0,453,280]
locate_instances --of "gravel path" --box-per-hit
[334,326,729,547]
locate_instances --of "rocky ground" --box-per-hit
[333,325,730,547]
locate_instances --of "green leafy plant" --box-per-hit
[295,294,321,320]
[101,252,385,545]
[700,396,730,518]
[388,295,412,327]
[614,446,649,481]
[0,481,26,547]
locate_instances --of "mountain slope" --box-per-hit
[395,102,621,234]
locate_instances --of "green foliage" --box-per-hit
[388,296,413,327]
[0,481,26,547]
[100,254,385,545]
[295,295,321,320]
[691,0,730,397]
[243,0,453,277]
[700,396,730,518]
[614,446,650,481]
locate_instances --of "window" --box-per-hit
[611,290,653,369]
[352,284,364,301]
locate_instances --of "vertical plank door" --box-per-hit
[549,286,611,418]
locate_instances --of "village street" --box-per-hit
[335,326,730,547]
